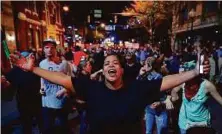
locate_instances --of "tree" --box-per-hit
[121,1,175,44]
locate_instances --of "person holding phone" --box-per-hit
[171,60,222,134]
[10,52,210,134]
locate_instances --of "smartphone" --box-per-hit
[199,54,205,74]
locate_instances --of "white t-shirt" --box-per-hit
[39,59,69,109]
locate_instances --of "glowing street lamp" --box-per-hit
[100,23,105,28]
[63,6,69,12]
[95,23,106,40]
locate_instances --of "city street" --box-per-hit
[2,94,222,133]
[1,1,222,134]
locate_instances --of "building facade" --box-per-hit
[1,1,65,72]
[171,1,222,50]
[12,1,65,51]
[1,1,16,72]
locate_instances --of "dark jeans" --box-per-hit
[42,107,68,134]
[79,110,88,134]
[16,95,43,134]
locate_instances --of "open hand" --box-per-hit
[150,102,161,109]
[9,52,35,71]
[56,88,68,98]
[164,96,174,110]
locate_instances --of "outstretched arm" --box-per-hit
[161,55,210,91]
[33,67,75,93]
[9,53,75,93]
[161,70,198,91]
[160,50,210,91]
[206,80,222,106]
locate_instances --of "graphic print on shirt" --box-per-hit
[43,65,63,95]
[40,59,67,109]
[48,67,53,71]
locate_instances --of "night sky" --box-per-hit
[61,1,132,27]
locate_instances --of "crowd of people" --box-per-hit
[2,38,222,134]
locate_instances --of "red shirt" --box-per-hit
[73,51,87,66]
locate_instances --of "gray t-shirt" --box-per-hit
[39,59,69,109]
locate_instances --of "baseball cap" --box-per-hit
[42,38,57,47]
[21,51,30,58]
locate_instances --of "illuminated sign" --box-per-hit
[105,25,116,31]
[94,14,102,18]
[94,10,102,14]
[94,9,102,18]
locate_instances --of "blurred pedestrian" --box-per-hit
[3,51,43,134]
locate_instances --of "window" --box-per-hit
[33,1,37,13]
[46,10,50,25]
[56,34,60,43]
[190,1,197,11]
[203,1,218,13]
[27,1,34,11]
[27,28,35,48]
[179,6,188,25]
[50,15,56,25]
[56,8,59,23]
[38,30,42,48]
[183,8,188,21]
[35,30,41,49]
[59,8,61,23]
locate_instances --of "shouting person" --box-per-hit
[10,52,210,134]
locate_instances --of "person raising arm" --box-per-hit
[9,52,209,93]
[9,52,210,134]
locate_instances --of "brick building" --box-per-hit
[11,1,65,51]
[171,1,222,51]
[1,1,65,72]
[1,1,16,72]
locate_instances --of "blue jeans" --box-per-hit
[79,110,88,134]
[42,107,68,134]
[145,106,168,134]
[180,128,186,134]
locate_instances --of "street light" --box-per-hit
[95,23,106,42]
[63,5,69,12]
[100,23,105,28]
[188,8,196,44]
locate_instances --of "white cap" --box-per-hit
[43,38,57,46]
